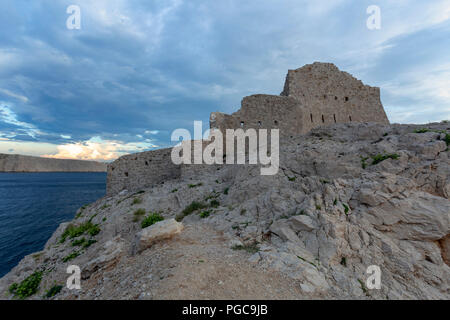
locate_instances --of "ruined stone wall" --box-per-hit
[210,62,389,136]
[280,62,389,133]
[106,141,216,195]
[210,94,306,136]
[106,148,181,195]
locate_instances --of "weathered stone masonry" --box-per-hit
[210,62,389,136]
[107,62,390,195]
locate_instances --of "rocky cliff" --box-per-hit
[0,154,107,172]
[1,121,448,300]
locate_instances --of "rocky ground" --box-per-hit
[1,121,449,300]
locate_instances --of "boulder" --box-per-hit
[270,220,300,243]
[288,215,316,232]
[133,219,183,254]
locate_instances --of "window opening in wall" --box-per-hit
[240,121,244,127]
[310,113,313,123]
[258,121,262,126]
[349,115,352,121]
[274,120,278,126]
[335,96,338,100]
[322,115,325,123]
[333,114,336,123]
[345,97,349,102]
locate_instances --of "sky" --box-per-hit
[0,0,449,161]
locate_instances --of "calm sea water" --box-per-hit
[0,172,106,277]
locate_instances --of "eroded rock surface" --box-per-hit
[1,122,449,300]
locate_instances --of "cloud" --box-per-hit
[42,136,159,161]
[0,88,29,103]
[0,103,44,139]
[0,0,449,159]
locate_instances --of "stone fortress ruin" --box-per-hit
[106,62,390,195]
[210,62,389,136]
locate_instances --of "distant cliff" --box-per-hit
[0,154,107,172]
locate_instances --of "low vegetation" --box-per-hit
[343,203,350,215]
[141,212,164,229]
[9,271,43,299]
[188,183,203,188]
[71,237,96,249]
[133,208,146,222]
[62,251,80,262]
[132,197,142,205]
[370,153,399,165]
[199,210,211,218]
[297,255,318,268]
[60,221,101,243]
[210,199,220,208]
[414,128,429,133]
[44,285,63,299]
[176,201,208,221]
[232,242,259,254]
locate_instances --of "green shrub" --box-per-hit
[188,183,203,188]
[343,203,349,215]
[444,134,450,146]
[44,285,63,299]
[210,200,220,208]
[71,238,86,247]
[288,176,296,181]
[171,188,178,193]
[62,251,80,263]
[132,197,142,205]
[71,238,96,248]
[9,271,43,299]
[199,210,211,218]
[414,128,429,133]
[223,187,229,195]
[176,201,207,221]
[371,153,399,165]
[8,283,18,294]
[360,156,368,169]
[141,213,164,229]
[60,221,101,243]
[82,239,97,248]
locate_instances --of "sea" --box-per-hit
[0,172,106,277]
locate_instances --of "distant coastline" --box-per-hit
[0,153,107,172]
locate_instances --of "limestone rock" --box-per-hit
[288,215,316,232]
[133,219,183,254]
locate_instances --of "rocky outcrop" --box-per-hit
[0,121,449,300]
[0,154,107,172]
